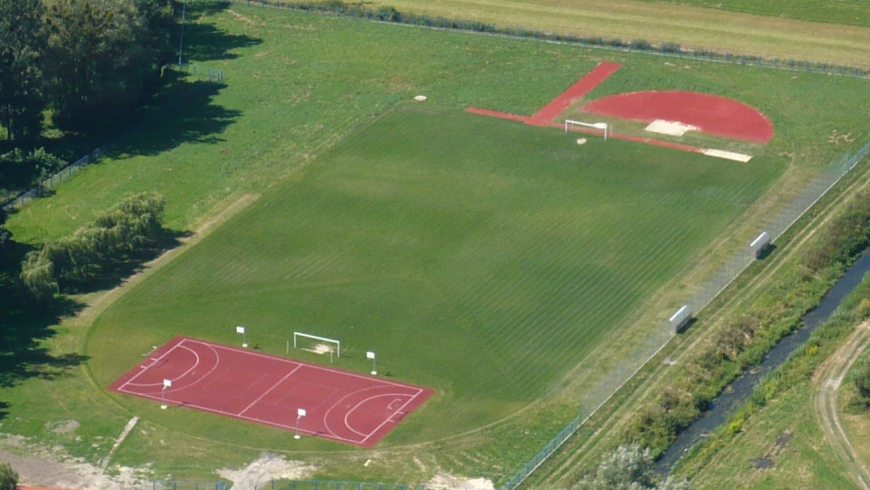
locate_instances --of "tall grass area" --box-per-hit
[643,0,869,28]
[673,265,870,489]
[0,1,868,483]
[87,104,782,447]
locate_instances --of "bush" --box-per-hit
[852,356,870,404]
[630,39,651,50]
[0,462,17,490]
[20,192,165,297]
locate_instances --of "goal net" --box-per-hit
[292,332,340,358]
[565,120,609,140]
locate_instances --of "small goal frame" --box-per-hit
[292,332,340,358]
[565,120,609,140]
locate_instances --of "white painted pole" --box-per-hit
[367,351,377,375]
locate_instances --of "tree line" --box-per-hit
[0,0,178,142]
[20,191,166,300]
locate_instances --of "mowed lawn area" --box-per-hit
[88,104,784,446]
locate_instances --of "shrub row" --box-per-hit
[20,192,165,299]
[622,191,870,457]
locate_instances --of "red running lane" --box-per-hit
[547,121,706,153]
[108,336,434,447]
[527,61,622,125]
[580,90,774,143]
[466,107,530,122]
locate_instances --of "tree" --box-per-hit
[42,0,177,132]
[572,444,693,490]
[0,0,47,141]
[0,462,16,490]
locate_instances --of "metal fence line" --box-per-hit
[498,138,870,490]
[152,480,230,490]
[1,64,224,213]
[231,0,870,80]
[253,480,428,490]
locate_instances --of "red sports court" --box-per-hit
[108,336,434,447]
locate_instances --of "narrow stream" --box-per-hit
[656,248,870,472]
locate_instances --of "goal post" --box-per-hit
[565,120,609,140]
[292,332,340,357]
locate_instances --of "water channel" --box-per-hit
[656,248,870,472]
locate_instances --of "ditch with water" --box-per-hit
[656,248,870,472]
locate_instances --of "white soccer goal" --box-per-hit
[292,332,340,358]
[565,120,609,140]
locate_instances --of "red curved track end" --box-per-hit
[108,337,434,447]
[580,91,774,143]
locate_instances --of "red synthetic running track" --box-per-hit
[580,90,774,143]
[465,107,529,123]
[527,61,622,125]
[108,337,434,447]
[544,121,705,153]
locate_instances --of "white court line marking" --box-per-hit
[238,364,303,416]
[116,389,362,443]
[120,340,221,394]
[115,338,430,445]
[125,345,201,390]
[360,389,423,444]
[185,338,420,389]
[343,393,413,437]
[118,341,183,391]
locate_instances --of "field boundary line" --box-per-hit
[238,364,303,416]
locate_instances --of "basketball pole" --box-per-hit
[295,408,306,439]
[367,351,377,375]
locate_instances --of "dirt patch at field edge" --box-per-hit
[217,452,315,490]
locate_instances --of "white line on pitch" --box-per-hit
[238,364,303,416]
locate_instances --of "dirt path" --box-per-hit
[814,321,870,490]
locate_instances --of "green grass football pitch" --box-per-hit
[88,103,784,446]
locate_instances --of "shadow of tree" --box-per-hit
[110,81,241,159]
[180,1,263,62]
[0,237,88,401]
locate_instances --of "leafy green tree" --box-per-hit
[572,444,693,490]
[20,249,56,300]
[0,0,47,141]
[20,191,165,298]
[42,0,177,131]
[0,462,17,490]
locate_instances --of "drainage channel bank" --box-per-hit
[657,247,870,472]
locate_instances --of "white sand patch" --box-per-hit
[576,138,587,145]
[218,452,316,490]
[414,95,427,101]
[0,434,151,489]
[703,149,753,162]
[302,343,334,355]
[428,473,495,490]
[645,119,698,136]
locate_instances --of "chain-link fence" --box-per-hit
[152,480,230,490]
[255,480,428,490]
[2,66,224,213]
